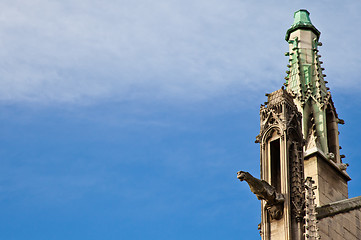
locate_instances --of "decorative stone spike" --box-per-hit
[304,177,321,240]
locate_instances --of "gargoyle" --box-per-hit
[237,171,284,220]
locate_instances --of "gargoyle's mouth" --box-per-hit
[238,176,245,181]
[237,172,245,181]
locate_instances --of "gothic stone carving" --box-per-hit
[237,171,285,220]
[261,89,305,222]
[289,140,305,221]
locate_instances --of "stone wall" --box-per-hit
[304,153,349,206]
[317,196,361,239]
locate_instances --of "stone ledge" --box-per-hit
[304,149,351,181]
[317,196,361,220]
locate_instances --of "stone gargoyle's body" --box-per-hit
[237,171,284,219]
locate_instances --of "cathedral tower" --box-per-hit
[238,9,361,240]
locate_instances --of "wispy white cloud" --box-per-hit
[0,0,360,104]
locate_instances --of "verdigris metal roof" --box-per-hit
[285,9,321,41]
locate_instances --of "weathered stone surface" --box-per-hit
[304,153,349,206]
[317,196,361,219]
[317,198,361,240]
[304,177,320,239]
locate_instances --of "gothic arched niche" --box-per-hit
[303,99,314,141]
[263,126,282,144]
[263,127,282,193]
[325,104,338,162]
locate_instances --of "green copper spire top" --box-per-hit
[285,9,320,41]
[293,9,312,25]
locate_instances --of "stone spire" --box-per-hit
[284,9,344,164]
[284,9,350,207]
[284,10,328,109]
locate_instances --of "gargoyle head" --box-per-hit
[266,204,284,220]
[237,171,248,181]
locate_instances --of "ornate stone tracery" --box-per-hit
[239,88,305,239]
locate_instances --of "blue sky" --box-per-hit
[1,1,361,239]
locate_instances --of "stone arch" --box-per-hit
[262,126,283,192]
[262,126,282,144]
